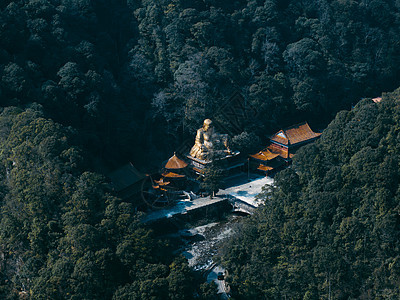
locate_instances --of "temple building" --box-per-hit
[164,152,189,170]
[268,122,321,160]
[109,163,147,202]
[161,152,189,188]
[372,97,382,103]
[250,122,321,175]
[152,177,170,192]
[249,148,284,176]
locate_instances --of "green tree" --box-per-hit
[201,160,224,198]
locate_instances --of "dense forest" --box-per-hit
[221,89,400,299]
[2,0,400,169]
[1,0,400,299]
[0,106,218,299]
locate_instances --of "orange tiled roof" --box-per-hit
[162,172,186,178]
[267,144,289,159]
[153,186,168,191]
[250,149,279,161]
[257,164,274,172]
[270,122,321,146]
[165,153,188,169]
[154,179,170,186]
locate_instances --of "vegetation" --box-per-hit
[0,107,212,299]
[1,0,400,299]
[1,0,400,168]
[201,162,224,197]
[221,89,400,299]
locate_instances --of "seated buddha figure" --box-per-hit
[189,119,231,160]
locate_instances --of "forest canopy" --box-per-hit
[221,89,400,299]
[1,0,400,299]
[0,106,209,299]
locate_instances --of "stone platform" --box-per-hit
[187,151,244,176]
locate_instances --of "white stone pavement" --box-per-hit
[143,173,274,223]
[217,173,274,207]
[143,196,226,223]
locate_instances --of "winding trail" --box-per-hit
[207,265,229,299]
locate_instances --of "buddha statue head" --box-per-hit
[203,118,213,132]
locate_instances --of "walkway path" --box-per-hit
[143,173,274,223]
[143,196,226,223]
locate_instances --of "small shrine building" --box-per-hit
[161,152,188,188]
[249,148,284,175]
[109,163,146,201]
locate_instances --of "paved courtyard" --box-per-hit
[218,173,274,207]
[143,173,274,222]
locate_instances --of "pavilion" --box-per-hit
[249,148,284,176]
[161,152,189,188]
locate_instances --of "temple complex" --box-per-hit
[110,121,322,203]
[107,117,324,211]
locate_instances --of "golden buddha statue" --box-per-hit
[189,119,231,160]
